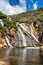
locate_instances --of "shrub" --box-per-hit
[0,11,7,19]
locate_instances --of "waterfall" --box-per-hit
[0,19,4,27]
[5,36,13,47]
[0,19,13,47]
[19,23,39,43]
[18,27,27,47]
[17,31,22,47]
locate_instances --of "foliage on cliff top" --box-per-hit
[3,18,17,29]
[0,11,17,29]
[11,8,43,22]
[0,11,7,19]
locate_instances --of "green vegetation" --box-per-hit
[0,11,17,29]
[12,8,43,22]
[0,11,17,40]
[0,11,7,19]
[3,18,17,29]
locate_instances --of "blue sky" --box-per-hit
[0,0,43,15]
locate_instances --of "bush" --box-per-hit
[3,18,17,29]
[0,11,7,19]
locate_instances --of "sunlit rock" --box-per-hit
[0,61,10,65]
[0,38,7,48]
[10,28,16,35]
[30,22,38,39]
[40,46,43,50]
[4,27,10,35]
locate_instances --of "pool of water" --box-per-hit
[0,47,43,65]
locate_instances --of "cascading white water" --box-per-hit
[5,36,13,47]
[0,19,4,27]
[0,19,13,47]
[19,23,39,43]
[17,30,22,47]
[18,27,27,47]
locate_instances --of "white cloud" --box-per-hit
[0,0,26,15]
[33,1,38,10]
[20,0,26,10]
[30,0,34,3]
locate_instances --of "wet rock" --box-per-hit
[30,23,38,39]
[31,19,43,44]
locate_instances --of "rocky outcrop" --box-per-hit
[4,27,18,46]
[30,19,43,45]
[0,25,17,48]
[30,22,38,40]
[0,38,7,48]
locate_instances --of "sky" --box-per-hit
[0,0,43,15]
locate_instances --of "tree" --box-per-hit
[0,11,7,19]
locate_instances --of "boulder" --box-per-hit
[0,38,7,48]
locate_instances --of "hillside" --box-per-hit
[0,8,43,48]
[0,11,17,48]
[11,8,43,45]
[12,8,43,22]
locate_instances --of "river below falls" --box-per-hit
[0,47,43,65]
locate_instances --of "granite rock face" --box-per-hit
[33,19,43,44]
